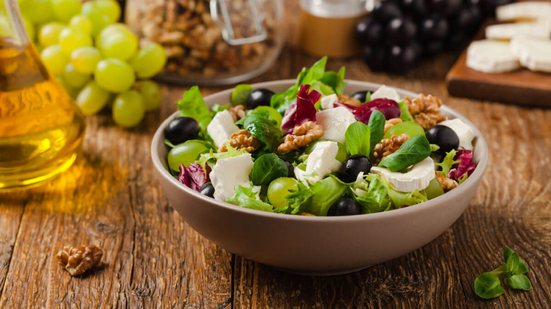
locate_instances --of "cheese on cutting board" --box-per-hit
[496,2,551,22]
[486,22,551,40]
[510,37,551,73]
[466,40,520,73]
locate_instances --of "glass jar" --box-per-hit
[125,0,285,86]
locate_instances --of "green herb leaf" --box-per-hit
[504,248,529,275]
[506,274,532,291]
[352,174,392,213]
[250,153,288,186]
[398,100,414,121]
[303,176,348,216]
[436,149,459,176]
[177,86,214,131]
[345,122,371,156]
[211,103,230,113]
[319,66,346,94]
[368,110,385,156]
[285,182,314,214]
[231,84,253,105]
[241,109,283,155]
[197,145,247,168]
[378,135,431,172]
[226,185,273,212]
[474,272,505,299]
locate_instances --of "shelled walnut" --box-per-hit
[57,245,103,277]
[435,172,458,191]
[278,121,323,153]
[125,0,281,82]
[372,134,409,164]
[405,94,447,129]
[220,129,259,153]
[384,118,402,133]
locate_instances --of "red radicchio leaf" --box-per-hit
[352,98,401,123]
[281,85,320,133]
[178,163,211,191]
[448,149,476,181]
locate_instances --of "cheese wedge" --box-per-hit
[497,2,551,22]
[510,37,551,73]
[486,22,551,40]
[466,40,520,73]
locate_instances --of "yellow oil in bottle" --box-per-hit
[0,38,85,189]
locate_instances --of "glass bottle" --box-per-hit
[0,0,85,189]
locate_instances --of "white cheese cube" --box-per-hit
[209,153,253,201]
[370,85,401,102]
[486,22,551,40]
[497,2,551,22]
[294,141,341,184]
[466,40,520,73]
[511,37,551,73]
[321,94,338,110]
[207,110,240,148]
[371,157,435,192]
[439,119,475,150]
[316,106,356,143]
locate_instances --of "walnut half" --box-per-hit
[277,121,323,154]
[57,245,103,276]
[372,134,410,164]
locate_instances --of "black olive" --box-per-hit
[164,117,200,145]
[426,125,460,155]
[351,91,370,103]
[199,182,215,198]
[246,88,275,109]
[337,155,372,183]
[328,198,362,216]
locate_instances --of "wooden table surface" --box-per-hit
[1,5,551,308]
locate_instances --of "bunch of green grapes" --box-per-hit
[20,0,167,128]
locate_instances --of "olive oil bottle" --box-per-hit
[0,0,85,189]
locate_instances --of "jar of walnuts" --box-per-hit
[125,0,284,85]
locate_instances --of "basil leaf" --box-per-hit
[506,274,532,291]
[319,66,346,94]
[474,272,505,299]
[226,185,273,212]
[398,100,414,121]
[250,154,288,186]
[368,110,385,155]
[378,135,431,172]
[345,122,371,156]
[241,109,283,155]
[177,86,213,132]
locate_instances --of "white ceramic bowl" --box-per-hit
[151,80,488,275]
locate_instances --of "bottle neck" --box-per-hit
[0,0,29,47]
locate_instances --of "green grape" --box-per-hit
[58,28,92,54]
[69,15,93,35]
[97,23,133,46]
[70,47,101,74]
[267,177,299,209]
[384,121,425,139]
[76,81,110,116]
[230,84,253,105]
[41,45,68,75]
[425,178,444,200]
[134,80,161,111]
[130,43,167,78]
[21,16,34,41]
[167,140,210,172]
[98,31,138,61]
[20,0,53,25]
[94,58,135,93]
[56,77,79,98]
[50,0,81,23]
[81,2,111,36]
[62,63,90,88]
[38,22,65,47]
[93,0,121,23]
[112,90,146,128]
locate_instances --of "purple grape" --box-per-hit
[386,18,417,45]
[400,0,428,16]
[419,16,449,41]
[387,44,418,73]
[426,0,447,13]
[424,41,444,55]
[356,16,384,46]
[362,46,386,71]
[444,0,462,16]
[479,0,513,17]
[372,1,403,23]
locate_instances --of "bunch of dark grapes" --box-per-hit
[356,0,512,73]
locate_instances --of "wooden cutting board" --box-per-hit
[446,23,551,107]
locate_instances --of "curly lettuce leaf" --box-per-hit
[226,185,273,212]
[436,149,459,176]
[352,174,392,213]
[241,109,282,155]
[282,182,314,214]
[177,86,214,131]
[197,145,247,169]
[303,176,348,216]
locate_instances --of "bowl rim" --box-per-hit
[151,79,489,222]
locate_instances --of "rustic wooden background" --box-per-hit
[1,2,550,308]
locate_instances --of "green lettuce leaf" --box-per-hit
[398,100,414,122]
[197,145,247,168]
[352,174,392,213]
[250,153,288,186]
[387,187,428,208]
[226,185,273,212]
[436,149,459,176]
[283,182,314,214]
[177,86,214,131]
[303,176,348,216]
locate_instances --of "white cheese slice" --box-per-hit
[439,118,475,151]
[206,110,240,148]
[510,37,551,73]
[320,94,338,110]
[497,2,551,22]
[294,141,341,184]
[316,106,356,143]
[370,85,401,102]
[209,153,253,201]
[486,22,551,40]
[371,157,435,192]
[466,40,520,73]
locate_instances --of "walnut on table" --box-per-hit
[277,121,323,154]
[220,129,260,153]
[405,94,448,130]
[372,134,409,164]
[435,172,458,191]
[57,245,103,277]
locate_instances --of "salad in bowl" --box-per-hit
[162,57,478,217]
